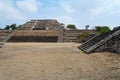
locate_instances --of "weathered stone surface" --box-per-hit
[63,30,97,42]
[0,30,13,47]
[9,19,97,42]
[79,27,120,54]
[8,36,58,42]
[12,30,59,36]
[18,19,64,30]
[8,30,59,42]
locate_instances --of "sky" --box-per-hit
[0,0,120,29]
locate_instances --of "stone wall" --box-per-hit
[7,30,98,43]
[94,35,120,53]
[0,30,13,43]
[8,30,59,42]
[32,19,64,30]
[18,19,64,30]
[62,30,97,42]
[8,36,58,42]
[12,30,59,36]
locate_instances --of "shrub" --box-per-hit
[67,24,77,30]
[4,24,17,30]
[95,26,111,33]
[77,32,91,42]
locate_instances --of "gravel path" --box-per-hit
[0,43,120,80]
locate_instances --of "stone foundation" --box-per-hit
[8,36,58,42]
[8,30,59,42]
[62,30,97,42]
[7,30,97,42]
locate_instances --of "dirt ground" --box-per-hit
[0,43,120,80]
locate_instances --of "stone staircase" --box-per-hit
[32,19,63,30]
[32,20,47,30]
[78,27,120,53]
[0,30,14,47]
[18,19,63,30]
[18,20,37,30]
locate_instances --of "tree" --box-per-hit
[4,25,10,30]
[67,24,77,30]
[95,26,101,31]
[85,25,89,30]
[95,26,111,33]
[10,24,17,30]
[4,24,17,30]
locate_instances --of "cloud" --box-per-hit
[52,16,78,27]
[0,0,120,29]
[91,0,120,15]
[60,0,120,16]
[17,0,41,13]
[60,0,74,13]
[59,0,120,28]
[59,0,120,29]
[0,0,26,21]
[60,0,98,13]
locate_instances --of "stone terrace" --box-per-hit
[8,30,59,42]
[18,19,64,30]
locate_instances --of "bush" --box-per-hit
[67,24,77,30]
[95,26,111,33]
[4,24,17,30]
[77,32,91,42]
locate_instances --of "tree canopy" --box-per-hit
[95,26,111,33]
[67,24,77,30]
[85,25,89,30]
[4,24,17,30]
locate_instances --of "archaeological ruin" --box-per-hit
[0,30,13,47]
[1,19,120,54]
[2,19,96,43]
[78,26,120,54]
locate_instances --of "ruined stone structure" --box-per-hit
[0,30,13,47]
[1,19,120,53]
[63,30,97,42]
[8,30,59,42]
[7,19,96,42]
[78,27,120,53]
[18,19,64,30]
[8,19,64,42]
[0,19,97,44]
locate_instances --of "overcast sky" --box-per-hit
[0,0,120,29]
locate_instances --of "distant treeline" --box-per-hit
[0,23,111,33]
[0,24,21,30]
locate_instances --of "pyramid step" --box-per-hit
[0,30,14,47]
[78,27,120,53]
